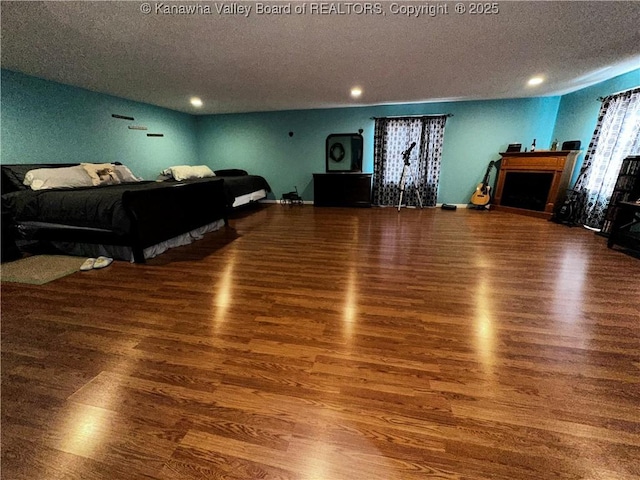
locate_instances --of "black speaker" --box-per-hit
[562,140,581,150]
[506,143,522,152]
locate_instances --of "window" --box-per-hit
[372,116,447,207]
[575,87,640,229]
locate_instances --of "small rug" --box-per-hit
[1,255,87,285]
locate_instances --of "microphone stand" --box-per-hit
[397,142,423,211]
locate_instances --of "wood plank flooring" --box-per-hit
[2,204,639,479]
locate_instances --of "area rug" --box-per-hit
[1,255,87,285]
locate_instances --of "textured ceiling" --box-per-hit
[1,1,639,114]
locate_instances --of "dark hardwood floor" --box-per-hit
[2,204,639,479]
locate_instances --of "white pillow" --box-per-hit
[163,165,215,181]
[114,165,142,183]
[24,166,94,191]
[81,163,121,186]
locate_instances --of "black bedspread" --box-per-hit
[221,175,271,200]
[2,174,270,234]
[1,163,230,263]
[167,175,271,206]
[2,180,213,235]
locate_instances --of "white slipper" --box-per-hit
[80,258,96,271]
[93,256,113,269]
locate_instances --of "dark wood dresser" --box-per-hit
[313,173,372,207]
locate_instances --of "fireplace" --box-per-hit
[501,172,554,211]
[493,151,579,218]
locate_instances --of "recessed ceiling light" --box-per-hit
[190,97,203,107]
[351,87,362,98]
[527,76,544,86]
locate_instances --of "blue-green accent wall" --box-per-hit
[552,68,640,185]
[196,96,561,203]
[3,68,638,202]
[1,69,199,180]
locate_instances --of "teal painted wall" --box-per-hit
[1,69,199,180]
[552,68,640,185]
[6,67,637,203]
[197,96,561,204]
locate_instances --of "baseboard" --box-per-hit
[261,199,314,205]
[263,200,486,208]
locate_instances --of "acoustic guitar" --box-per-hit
[470,161,495,206]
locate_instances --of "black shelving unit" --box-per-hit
[601,155,640,235]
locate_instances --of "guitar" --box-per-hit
[470,161,495,206]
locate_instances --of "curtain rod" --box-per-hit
[597,86,640,102]
[370,114,453,119]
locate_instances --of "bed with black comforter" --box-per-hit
[204,169,272,208]
[1,163,228,263]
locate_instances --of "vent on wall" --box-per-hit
[147,133,164,137]
[112,114,134,121]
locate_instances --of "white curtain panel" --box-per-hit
[578,88,640,228]
[372,116,447,207]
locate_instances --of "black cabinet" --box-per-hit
[607,201,640,251]
[602,155,640,235]
[313,173,372,207]
[604,156,640,253]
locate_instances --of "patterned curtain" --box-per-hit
[574,87,640,228]
[372,116,447,207]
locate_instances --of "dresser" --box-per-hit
[313,173,372,207]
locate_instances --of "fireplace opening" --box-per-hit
[501,172,554,211]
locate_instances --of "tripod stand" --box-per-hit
[397,142,423,211]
